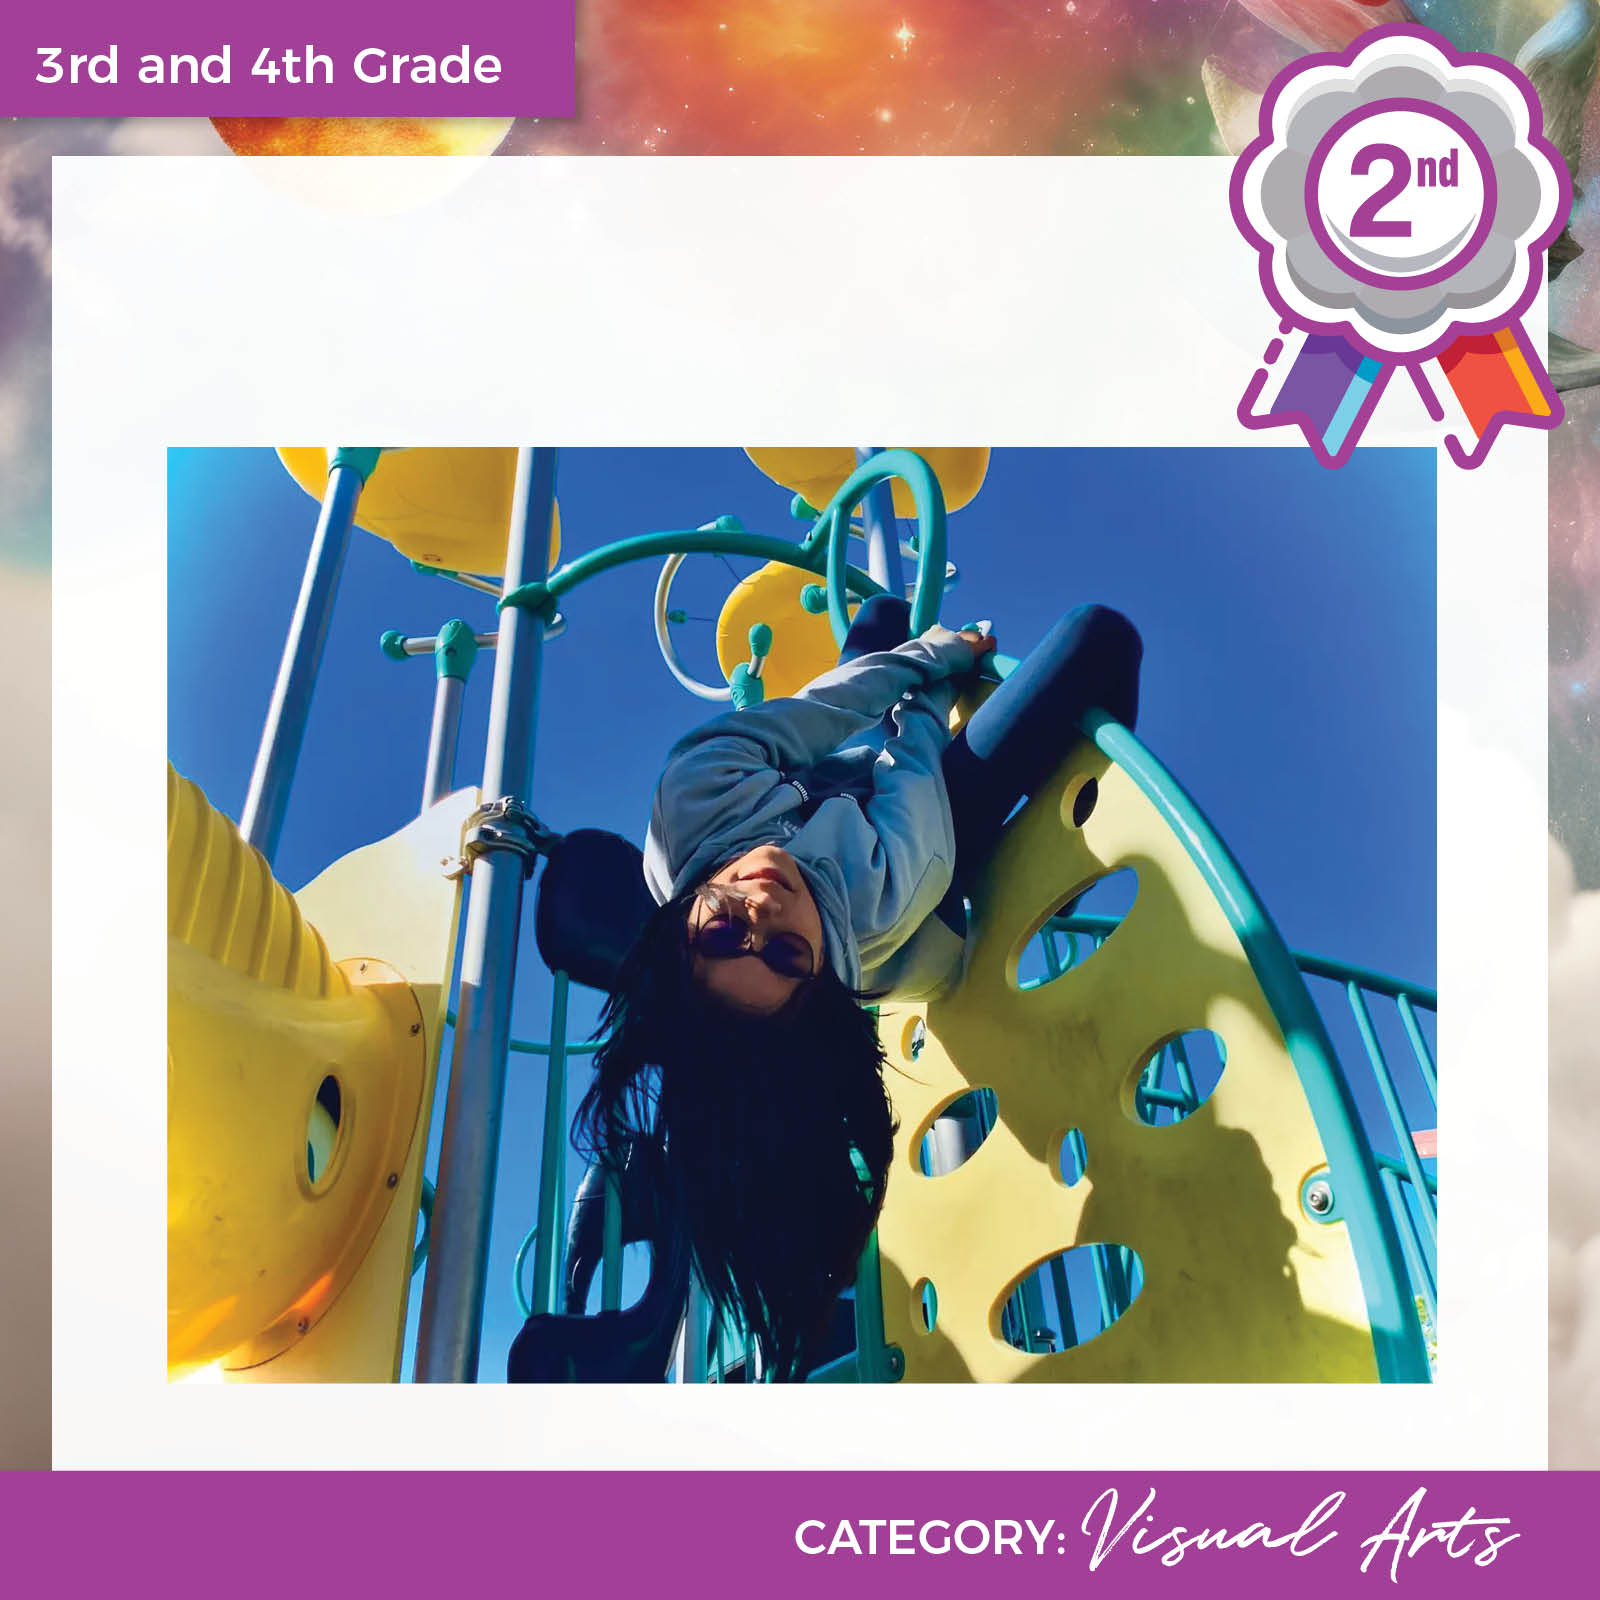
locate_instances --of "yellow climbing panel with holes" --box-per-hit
[872,737,1378,1383]
[166,764,477,1381]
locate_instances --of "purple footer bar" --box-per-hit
[0,1472,1582,1593]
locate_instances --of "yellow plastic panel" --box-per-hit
[166,770,475,1379]
[167,947,423,1374]
[222,786,479,1382]
[745,448,990,518]
[874,743,1377,1383]
[167,764,345,999]
[714,561,847,700]
[277,447,560,578]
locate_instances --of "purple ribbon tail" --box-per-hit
[1239,333,1394,469]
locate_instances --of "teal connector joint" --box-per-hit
[330,447,384,486]
[411,558,458,580]
[499,580,557,619]
[380,630,410,662]
[434,618,479,682]
[800,584,828,615]
[789,493,820,522]
[711,513,744,534]
[748,622,773,657]
[729,662,765,709]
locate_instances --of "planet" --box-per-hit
[211,118,514,157]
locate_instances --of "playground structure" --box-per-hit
[166,446,1438,1385]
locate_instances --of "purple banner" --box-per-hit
[0,1,573,116]
[0,1472,1585,1593]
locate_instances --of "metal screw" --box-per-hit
[385,1172,399,1189]
[409,1023,421,1035]
[1306,1179,1334,1216]
[295,1318,309,1334]
[358,962,367,973]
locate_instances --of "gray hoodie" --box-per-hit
[643,626,977,1000]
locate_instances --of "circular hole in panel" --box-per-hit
[1072,776,1099,828]
[1015,868,1139,990]
[306,1075,343,1190]
[1053,1128,1088,1186]
[1129,1030,1227,1127]
[914,1087,999,1176]
[997,1243,1145,1353]
[901,1015,927,1062]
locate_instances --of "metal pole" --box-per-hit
[414,447,557,1383]
[854,445,905,597]
[421,676,466,810]
[420,620,478,810]
[240,449,377,862]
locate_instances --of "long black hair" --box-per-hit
[573,889,898,1380]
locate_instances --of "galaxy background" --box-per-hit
[2,1,1596,1464]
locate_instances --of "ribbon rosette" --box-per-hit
[1230,24,1570,468]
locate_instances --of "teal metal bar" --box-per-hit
[1346,981,1437,1258]
[1049,1256,1077,1348]
[806,1352,862,1382]
[851,1232,898,1383]
[529,971,570,1317]
[1085,711,1431,1382]
[1016,1273,1051,1352]
[1170,1035,1198,1105]
[684,1282,710,1384]
[1377,1151,1437,1193]
[1381,1166,1436,1326]
[1091,1245,1116,1330]
[1139,1085,1194,1111]
[1397,992,1439,1105]
[601,1171,623,1312]
[441,1007,608,1057]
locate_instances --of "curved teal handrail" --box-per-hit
[412,1178,435,1279]
[513,1225,541,1320]
[1084,709,1432,1384]
[808,449,949,643]
[501,528,884,621]
[498,448,950,652]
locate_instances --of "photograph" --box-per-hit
[166,443,1437,1386]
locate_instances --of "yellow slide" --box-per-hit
[167,765,476,1381]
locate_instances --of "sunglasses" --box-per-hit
[689,882,817,982]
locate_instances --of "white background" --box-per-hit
[52,156,1545,1468]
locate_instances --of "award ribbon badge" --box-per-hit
[1231,24,1571,469]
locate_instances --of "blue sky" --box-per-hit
[168,445,1437,1380]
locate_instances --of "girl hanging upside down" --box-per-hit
[573,595,1142,1380]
